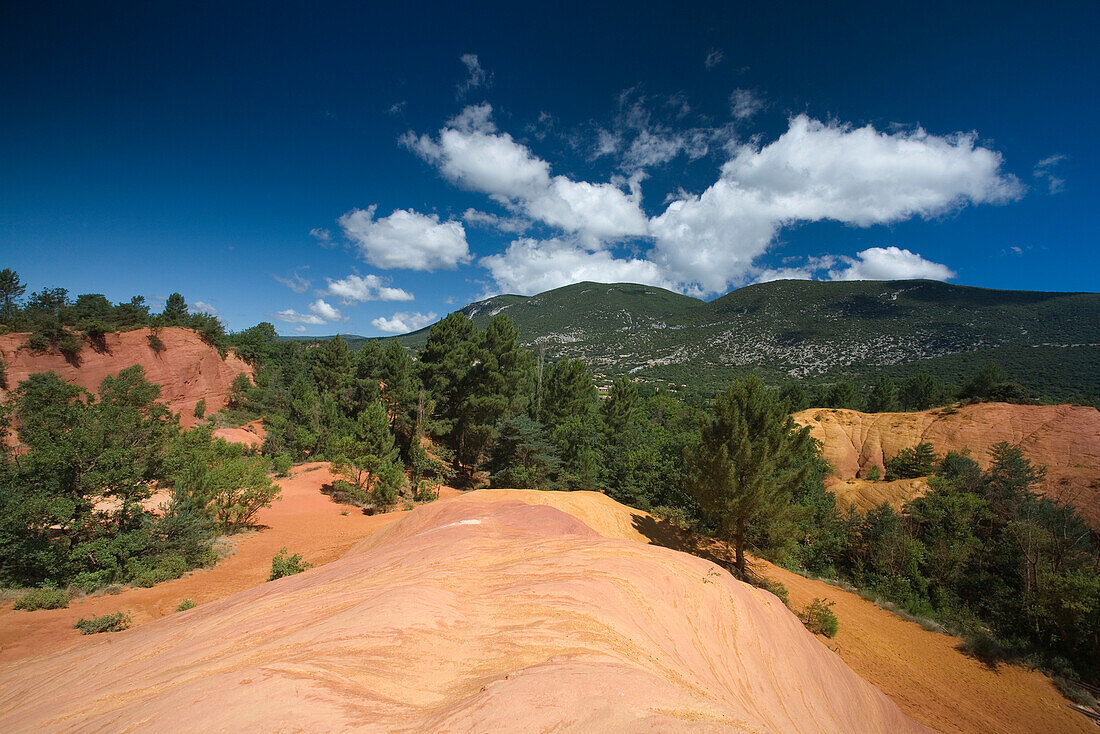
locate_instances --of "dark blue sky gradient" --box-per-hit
[2,1,1097,333]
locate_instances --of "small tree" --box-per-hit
[885,442,940,479]
[686,376,813,577]
[330,402,401,501]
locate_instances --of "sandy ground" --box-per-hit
[1,477,1092,732]
[0,463,427,663]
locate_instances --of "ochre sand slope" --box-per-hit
[1,490,925,732]
[1,477,1091,732]
[0,327,252,427]
[794,402,1100,526]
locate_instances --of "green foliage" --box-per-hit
[176,598,196,611]
[74,611,130,634]
[147,331,166,353]
[488,415,560,489]
[162,293,189,324]
[800,598,839,637]
[330,401,402,500]
[865,376,900,413]
[824,381,863,410]
[13,586,70,611]
[865,465,881,481]
[193,398,206,420]
[269,548,312,580]
[272,452,294,477]
[686,376,813,576]
[901,373,949,410]
[165,426,281,532]
[885,442,940,480]
[958,362,1031,404]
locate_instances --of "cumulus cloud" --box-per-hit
[729,89,764,120]
[462,208,531,234]
[371,311,438,334]
[826,246,956,281]
[191,301,219,317]
[1033,154,1067,194]
[338,205,471,271]
[403,104,648,246]
[274,309,325,326]
[293,325,307,333]
[457,54,491,98]
[480,238,675,296]
[309,298,343,322]
[649,114,1023,293]
[325,274,414,302]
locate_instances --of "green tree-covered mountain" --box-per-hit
[393,280,1100,403]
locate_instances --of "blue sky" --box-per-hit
[2,1,1097,335]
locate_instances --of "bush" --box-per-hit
[13,586,69,611]
[865,465,882,481]
[176,599,196,612]
[800,598,839,637]
[74,611,131,634]
[652,505,694,530]
[193,398,206,420]
[129,553,189,588]
[272,452,294,477]
[749,574,790,607]
[269,548,312,581]
[147,332,166,353]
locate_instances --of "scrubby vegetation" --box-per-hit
[800,598,839,637]
[74,611,130,634]
[0,269,228,357]
[269,548,312,580]
[13,586,69,611]
[176,598,196,611]
[0,366,278,593]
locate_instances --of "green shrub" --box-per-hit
[193,398,206,420]
[272,452,294,477]
[129,553,189,588]
[74,611,131,634]
[147,332,166,353]
[176,599,196,612]
[800,598,839,637]
[13,586,69,611]
[269,548,312,581]
[749,575,790,607]
[865,465,882,481]
[652,505,693,531]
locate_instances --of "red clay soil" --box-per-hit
[213,418,266,448]
[0,490,925,733]
[0,482,1091,732]
[794,402,1100,527]
[0,327,252,428]
[0,462,402,664]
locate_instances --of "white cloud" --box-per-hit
[325,274,414,302]
[705,49,724,68]
[403,104,648,246]
[191,301,219,317]
[729,89,764,120]
[462,208,531,234]
[309,298,343,322]
[274,309,325,325]
[457,54,491,98]
[371,311,438,334]
[826,246,956,281]
[293,325,307,333]
[480,238,675,296]
[309,228,333,247]
[273,270,311,294]
[649,114,1022,293]
[338,205,471,271]
[1033,154,1067,194]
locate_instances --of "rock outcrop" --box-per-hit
[0,327,251,428]
[794,403,1100,526]
[0,491,927,733]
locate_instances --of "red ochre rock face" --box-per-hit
[794,402,1100,528]
[0,327,252,428]
[0,491,928,733]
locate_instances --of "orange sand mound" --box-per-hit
[0,462,398,664]
[0,492,926,733]
[0,327,251,428]
[828,477,932,513]
[794,402,1100,527]
[213,418,266,448]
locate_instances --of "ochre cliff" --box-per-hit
[0,327,251,428]
[794,403,1100,526]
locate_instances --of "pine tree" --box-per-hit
[686,376,813,577]
[162,293,188,325]
[866,376,900,413]
[602,375,642,433]
[311,336,353,413]
[331,401,401,499]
